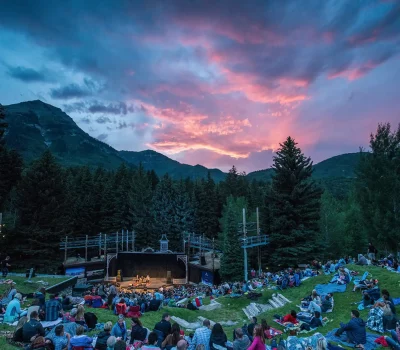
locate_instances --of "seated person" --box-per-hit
[363,285,381,306]
[95,321,113,350]
[233,328,250,350]
[282,310,298,325]
[4,293,26,323]
[300,311,323,331]
[23,310,45,343]
[187,300,198,311]
[384,322,400,350]
[335,310,366,347]
[352,278,376,292]
[115,298,127,316]
[355,255,368,266]
[130,317,147,343]
[320,294,333,313]
[69,325,93,349]
[45,294,62,322]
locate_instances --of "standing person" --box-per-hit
[247,325,265,350]
[368,243,376,261]
[2,256,11,278]
[189,319,211,350]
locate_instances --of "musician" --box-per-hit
[146,275,150,283]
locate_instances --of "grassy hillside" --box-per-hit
[1,264,397,349]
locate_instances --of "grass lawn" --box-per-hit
[1,265,399,349]
[0,275,70,296]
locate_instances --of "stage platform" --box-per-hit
[115,277,172,292]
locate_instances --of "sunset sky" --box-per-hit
[1,0,399,172]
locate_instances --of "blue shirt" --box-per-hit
[53,335,68,350]
[45,299,62,321]
[189,326,211,350]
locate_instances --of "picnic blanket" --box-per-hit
[315,283,346,294]
[325,329,380,350]
[41,318,62,329]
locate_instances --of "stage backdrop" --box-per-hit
[114,252,186,279]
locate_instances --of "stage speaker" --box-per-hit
[201,256,206,265]
[167,271,172,284]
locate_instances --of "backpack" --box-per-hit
[271,338,278,350]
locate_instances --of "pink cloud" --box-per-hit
[328,61,379,80]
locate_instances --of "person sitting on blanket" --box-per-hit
[286,329,307,349]
[381,290,396,315]
[300,311,323,331]
[281,310,298,326]
[352,278,377,293]
[321,294,333,313]
[363,285,381,306]
[337,268,350,285]
[384,321,400,350]
[334,310,366,347]
[69,325,93,350]
[260,319,273,339]
[356,255,368,266]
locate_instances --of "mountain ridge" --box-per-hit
[3,100,361,183]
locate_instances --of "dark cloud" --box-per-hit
[117,121,128,129]
[95,116,112,124]
[97,133,108,141]
[7,66,51,83]
[50,83,92,99]
[62,100,134,115]
[80,116,91,124]
[88,101,134,115]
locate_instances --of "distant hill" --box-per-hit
[3,100,226,181]
[246,153,362,182]
[4,100,126,169]
[119,150,226,181]
[3,100,363,189]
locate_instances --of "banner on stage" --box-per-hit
[201,270,213,286]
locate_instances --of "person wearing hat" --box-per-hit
[111,314,127,341]
[4,293,27,323]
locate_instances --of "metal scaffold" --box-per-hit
[60,230,135,263]
[184,207,269,281]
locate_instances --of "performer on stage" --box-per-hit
[146,275,150,284]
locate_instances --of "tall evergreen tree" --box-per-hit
[268,137,323,265]
[131,164,155,249]
[16,150,68,257]
[152,174,181,251]
[220,196,244,281]
[355,123,400,252]
[194,173,219,238]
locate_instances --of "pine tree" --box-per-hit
[16,150,68,257]
[220,196,244,281]
[152,174,181,251]
[194,173,219,238]
[268,137,323,265]
[131,164,155,249]
[0,104,7,149]
[355,123,400,252]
